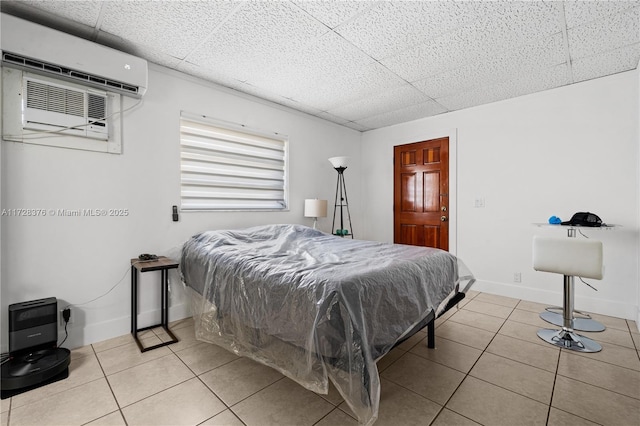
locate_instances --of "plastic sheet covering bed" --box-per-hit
[180,224,474,425]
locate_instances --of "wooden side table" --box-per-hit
[130,256,179,352]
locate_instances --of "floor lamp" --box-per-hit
[328,156,353,238]
[304,199,327,230]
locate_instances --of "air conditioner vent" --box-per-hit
[23,77,109,140]
[3,52,140,95]
[88,93,107,127]
[27,80,85,117]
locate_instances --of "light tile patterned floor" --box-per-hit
[2,291,639,426]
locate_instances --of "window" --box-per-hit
[180,113,288,211]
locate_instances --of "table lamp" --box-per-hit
[304,199,327,229]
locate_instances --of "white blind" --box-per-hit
[180,115,288,211]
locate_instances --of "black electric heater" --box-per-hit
[1,297,70,399]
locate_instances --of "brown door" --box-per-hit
[394,137,449,250]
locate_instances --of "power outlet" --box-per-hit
[60,308,73,326]
[513,272,522,283]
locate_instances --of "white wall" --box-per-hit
[637,64,640,331]
[361,71,639,321]
[0,64,362,351]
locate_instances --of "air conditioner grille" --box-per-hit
[23,77,109,140]
[3,52,140,95]
[26,80,85,117]
[88,93,106,121]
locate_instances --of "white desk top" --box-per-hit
[533,223,618,230]
[533,223,618,238]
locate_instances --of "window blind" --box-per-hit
[180,115,288,211]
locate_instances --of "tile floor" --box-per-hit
[2,291,639,426]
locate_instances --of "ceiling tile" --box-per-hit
[414,33,566,99]
[436,64,570,111]
[335,1,475,60]
[243,30,375,101]
[0,0,100,38]
[175,61,245,90]
[97,31,182,69]
[315,62,408,108]
[380,2,563,82]
[293,0,375,30]
[461,1,563,65]
[3,0,102,27]
[379,25,487,82]
[99,1,241,60]
[568,6,640,59]
[186,1,330,82]
[314,111,350,125]
[475,1,563,48]
[289,61,408,112]
[572,43,640,83]
[265,96,325,117]
[326,85,432,122]
[242,30,403,112]
[354,100,447,130]
[342,121,372,132]
[564,1,640,29]
[230,86,353,124]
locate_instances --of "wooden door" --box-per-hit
[394,137,449,250]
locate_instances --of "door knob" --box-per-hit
[441,216,448,222]
[441,206,447,212]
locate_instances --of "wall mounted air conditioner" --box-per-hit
[1,13,148,97]
[22,76,110,141]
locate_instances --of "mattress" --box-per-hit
[180,224,474,425]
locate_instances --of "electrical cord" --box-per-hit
[58,319,69,348]
[575,229,599,290]
[56,260,145,347]
[579,277,598,291]
[63,260,143,310]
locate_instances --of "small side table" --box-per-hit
[131,256,179,352]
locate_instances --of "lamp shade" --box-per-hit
[328,156,349,169]
[304,199,327,218]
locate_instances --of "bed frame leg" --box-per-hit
[427,318,435,349]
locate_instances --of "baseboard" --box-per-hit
[59,302,191,350]
[473,280,638,321]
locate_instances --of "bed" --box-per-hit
[180,224,474,425]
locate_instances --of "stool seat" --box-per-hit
[533,236,603,353]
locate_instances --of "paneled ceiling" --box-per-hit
[2,1,639,131]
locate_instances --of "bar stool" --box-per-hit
[539,226,605,332]
[533,236,603,353]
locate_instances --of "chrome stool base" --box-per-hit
[537,328,602,353]
[539,310,605,332]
